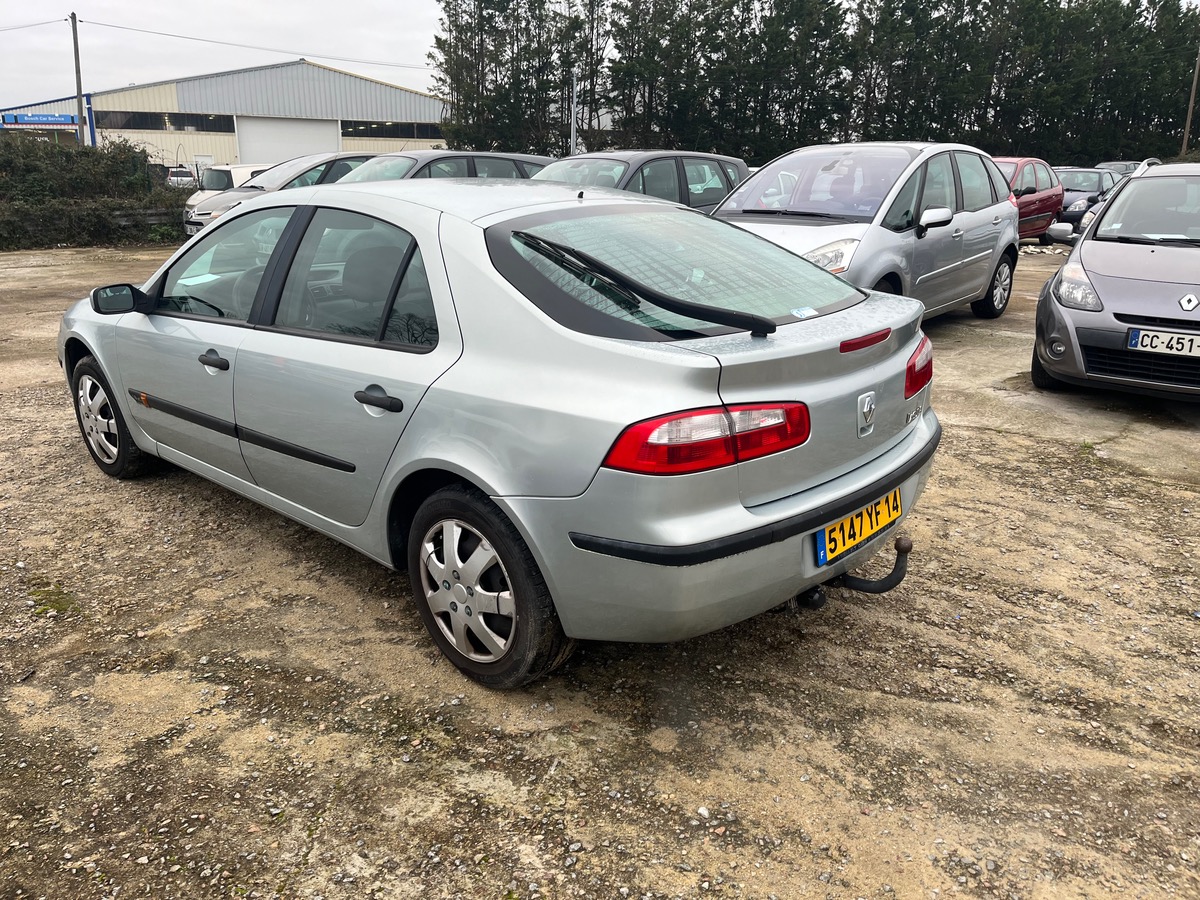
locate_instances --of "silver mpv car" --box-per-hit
[714,142,1021,319]
[59,180,941,687]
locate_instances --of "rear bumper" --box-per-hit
[501,410,941,643]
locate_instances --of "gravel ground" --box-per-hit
[1,246,1197,899]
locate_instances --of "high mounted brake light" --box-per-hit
[603,403,811,475]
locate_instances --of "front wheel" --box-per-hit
[1038,215,1059,245]
[71,356,150,479]
[407,484,575,689]
[971,256,1014,319]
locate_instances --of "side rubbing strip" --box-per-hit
[128,389,237,437]
[127,389,356,473]
[238,427,356,473]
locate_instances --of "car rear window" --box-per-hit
[200,169,234,191]
[338,156,417,183]
[532,158,629,189]
[487,205,864,341]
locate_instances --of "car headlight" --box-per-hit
[1067,198,1089,212]
[803,239,859,275]
[1052,260,1103,311]
[1079,208,1098,230]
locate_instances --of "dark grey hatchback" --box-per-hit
[1035,163,1200,400]
[532,150,750,212]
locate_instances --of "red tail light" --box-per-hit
[1008,191,1019,208]
[905,335,933,398]
[603,403,811,475]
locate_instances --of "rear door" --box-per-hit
[232,204,460,527]
[952,151,1004,298]
[114,206,297,480]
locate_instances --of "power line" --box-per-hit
[78,19,434,70]
[0,18,64,32]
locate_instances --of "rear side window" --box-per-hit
[273,209,436,348]
[519,161,546,177]
[721,161,743,186]
[284,163,330,190]
[487,207,863,340]
[475,157,521,178]
[1034,163,1055,191]
[683,158,730,207]
[983,157,1011,201]
[414,158,469,178]
[955,152,994,211]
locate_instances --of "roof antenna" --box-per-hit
[578,190,584,199]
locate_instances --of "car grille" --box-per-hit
[1113,313,1200,332]
[1083,346,1200,388]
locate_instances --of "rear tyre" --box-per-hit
[71,356,150,479]
[971,255,1014,319]
[1030,347,1062,390]
[407,484,575,689]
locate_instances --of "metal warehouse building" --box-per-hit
[0,59,447,170]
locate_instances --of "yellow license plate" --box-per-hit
[816,488,902,566]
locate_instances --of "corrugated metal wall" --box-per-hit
[342,137,442,152]
[92,83,179,112]
[0,99,78,115]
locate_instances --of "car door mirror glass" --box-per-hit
[90,284,142,314]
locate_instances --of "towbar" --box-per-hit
[836,536,913,594]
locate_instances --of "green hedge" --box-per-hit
[0,133,189,250]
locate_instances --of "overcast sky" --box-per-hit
[0,1,443,110]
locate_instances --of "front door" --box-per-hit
[911,153,963,311]
[114,206,296,480]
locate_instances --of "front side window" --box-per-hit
[159,208,294,320]
[921,154,957,212]
[488,206,863,340]
[284,162,330,190]
[273,209,436,347]
[633,159,682,203]
[883,170,923,231]
[1034,163,1054,191]
[1016,164,1037,193]
[955,152,994,211]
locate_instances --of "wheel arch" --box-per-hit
[385,467,488,571]
[62,336,96,381]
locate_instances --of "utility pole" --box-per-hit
[70,13,86,146]
[569,70,578,156]
[1183,40,1200,157]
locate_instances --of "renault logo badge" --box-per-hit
[1181,293,1199,312]
[858,392,876,437]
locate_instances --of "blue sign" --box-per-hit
[1,113,77,126]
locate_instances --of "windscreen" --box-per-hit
[338,156,417,183]
[1093,176,1200,241]
[242,155,327,190]
[489,205,864,339]
[1059,171,1102,192]
[717,146,918,221]
[531,158,629,188]
[996,162,1017,181]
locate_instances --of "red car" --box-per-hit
[992,156,1064,242]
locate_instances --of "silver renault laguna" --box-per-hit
[59,179,941,687]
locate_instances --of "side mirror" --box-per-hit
[1018,186,1037,197]
[1046,222,1078,245]
[90,284,150,315]
[1086,193,1099,204]
[917,206,954,236]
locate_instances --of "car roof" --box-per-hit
[991,156,1049,164]
[553,150,746,164]
[1132,162,1200,178]
[291,177,678,224]
[371,149,555,164]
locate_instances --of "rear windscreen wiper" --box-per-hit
[512,230,777,337]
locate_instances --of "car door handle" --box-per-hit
[951,229,964,239]
[197,350,229,371]
[992,216,1002,225]
[354,390,404,413]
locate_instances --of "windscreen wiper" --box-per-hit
[1149,237,1200,247]
[512,230,777,337]
[1093,234,1159,245]
[743,209,849,220]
